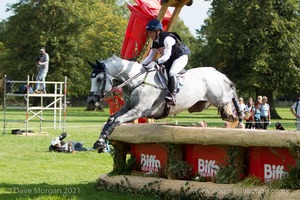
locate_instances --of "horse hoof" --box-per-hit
[93,140,106,150]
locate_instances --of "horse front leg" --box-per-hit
[93,105,129,151]
[93,105,145,152]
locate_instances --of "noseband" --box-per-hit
[91,70,107,99]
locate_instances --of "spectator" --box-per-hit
[252,101,262,129]
[198,121,208,127]
[237,97,246,123]
[34,47,49,94]
[244,97,254,129]
[260,96,271,129]
[290,96,300,131]
[257,95,262,103]
[237,122,245,129]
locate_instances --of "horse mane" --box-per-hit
[107,55,142,69]
[106,55,128,63]
[108,55,121,62]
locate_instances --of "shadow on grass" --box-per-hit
[0,182,154,200]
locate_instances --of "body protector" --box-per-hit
[152,32,191,71]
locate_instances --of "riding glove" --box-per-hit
[145,60,158,70]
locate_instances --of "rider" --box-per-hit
[141,19,191,106]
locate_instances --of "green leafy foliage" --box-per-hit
[195,0,300,99]
[0,0,128,97]
[279,141,300,189]
[165,144,194,180]
[172,19,197,69]
[216,146,245,184]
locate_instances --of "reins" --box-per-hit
[112,69,148,92]
[104,67,156,98]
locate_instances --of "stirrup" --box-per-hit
[165,95,176,106]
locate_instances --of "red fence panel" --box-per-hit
[121,0,171,59]
[248,147,296,182]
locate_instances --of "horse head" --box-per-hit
[87,60,112,107]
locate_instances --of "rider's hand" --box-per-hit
[145,60,158,70]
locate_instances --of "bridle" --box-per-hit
[87,60,108,106]
[91,69,108,99]
[87,60,154,106]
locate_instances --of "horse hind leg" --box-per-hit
[220,104,239,128]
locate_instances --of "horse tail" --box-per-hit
[230,84,238,100]
[228,82,243,123]
[218,75,240,124]
[226,79,240,112]
[223,75,238,103]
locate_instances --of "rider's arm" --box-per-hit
[141,49,156,65]
[157,36,176,64]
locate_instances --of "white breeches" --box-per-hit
[169,55,188,77]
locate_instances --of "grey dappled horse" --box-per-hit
[88,56,239,152]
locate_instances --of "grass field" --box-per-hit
[0,105,297,199]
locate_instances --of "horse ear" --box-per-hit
[87,60,97,69]
[96,60,106,71]
[96,60,102,67]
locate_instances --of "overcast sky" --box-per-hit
[0,0,211,36]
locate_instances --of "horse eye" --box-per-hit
[97,77,103,82]
[91,72,96,78]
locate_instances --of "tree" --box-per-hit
[173,18,197,69]
[187,28,206,69]
[197,0,300,118]
[0,0,198,101]
[0,0,128,97]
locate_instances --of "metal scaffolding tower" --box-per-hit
[2,75,67,135]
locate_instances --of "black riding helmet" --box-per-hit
[146,19,163,31]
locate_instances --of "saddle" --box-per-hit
[153,65,186,119]
[156,65,186,94]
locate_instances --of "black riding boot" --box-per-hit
[165,75,177,106]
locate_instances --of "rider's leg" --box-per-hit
[165,75,177,105]
[166,55,188,105]
[169,55,188,76]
